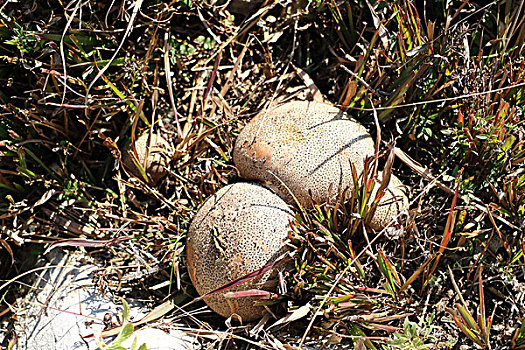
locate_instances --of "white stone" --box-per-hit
[120,327,198,350]
[13,249,199,350]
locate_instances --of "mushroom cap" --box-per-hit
[186,182,293,321]
[369,172,409,231]
[233,101,375,207]
[122,133,170,184]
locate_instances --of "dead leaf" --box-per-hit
[269,303,311,329]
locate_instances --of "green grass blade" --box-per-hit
[456,304,480,334]
[453,315,483,347]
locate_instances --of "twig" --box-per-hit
[342,80,525,111]
[164,32,183,139]
[60,0,83,104]
[448,265,467,307]
[340,65,391,97]
[85,0,144,101]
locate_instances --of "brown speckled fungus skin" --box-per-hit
[369,172,409,231]
[122,133,170,185]
[186,182,294,321]
[233,101,375,207]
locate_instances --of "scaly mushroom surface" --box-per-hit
[234,100,375,207]
[186,182,294,321]
[122,132,170,185]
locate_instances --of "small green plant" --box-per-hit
[195,35,216,50]
[170,39,195,61]
[3,22,40,54]
[179,0,193,8]
[387,314,438,350]
[95,298,147,350]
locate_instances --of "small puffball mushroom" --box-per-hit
[233,101,375,207]
[122,133,170,185]
[186,182,294,321]
[369,172,409,231]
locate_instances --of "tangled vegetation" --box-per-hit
[1,0,524,349]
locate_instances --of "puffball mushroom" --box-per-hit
[233,100,375,207]
[122,132,170,185]
[369,172,409,231]
[186,182,294,321]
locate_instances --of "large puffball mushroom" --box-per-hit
[368,172,409,231]
[186,182,294,321]
[233,101,375,207]
[122,132,170,185]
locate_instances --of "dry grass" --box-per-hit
[1,0,524,349]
